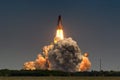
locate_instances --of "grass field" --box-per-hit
[0,77,120,80]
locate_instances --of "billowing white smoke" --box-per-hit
[23,37,91,72]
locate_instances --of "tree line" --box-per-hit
[0,69,120,76]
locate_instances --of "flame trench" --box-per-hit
[23,15,91,72]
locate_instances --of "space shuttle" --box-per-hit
[57,15,63,29]
[54,15,64,43]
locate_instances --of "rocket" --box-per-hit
[57,15,63,29]
[54,15,64,43]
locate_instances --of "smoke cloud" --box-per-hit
[23,38,91,72]
[48,38,82,72]
[80,53,91,71]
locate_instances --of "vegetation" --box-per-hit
[0,77,120,80]
[0,69,120,76]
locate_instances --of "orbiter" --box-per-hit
[54,15,64,43]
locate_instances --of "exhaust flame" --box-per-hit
[54,29,64,43]
[54,15,64,43]
[23,15,91,72]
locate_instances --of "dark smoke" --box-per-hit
[23,37,91,72]
[48,37,82,72]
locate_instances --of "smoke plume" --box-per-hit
[79,53,91,71]
[48,38,82,72]
[23,38,91,72]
